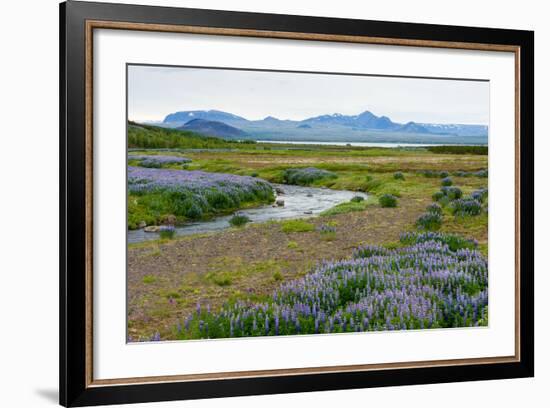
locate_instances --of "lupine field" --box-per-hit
[168,232,487,340]
[126,123,489,342]
[127,166,274,229]
[128,154,192,168]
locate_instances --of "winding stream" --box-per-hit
[128,184,366,244]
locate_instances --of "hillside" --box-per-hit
[127,122,246,149]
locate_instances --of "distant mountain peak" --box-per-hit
[158,108,487,140]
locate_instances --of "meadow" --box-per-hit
[126,124,489,341]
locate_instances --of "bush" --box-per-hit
[426,203,443,215]
[282,167,337,186]
[229,214,251,227]
[379,194,398,208]
[415,212,443,231]
[393,172,405,180]
[350,195,365,203]
[471,188,488,202]
[441,177,453,186]
[441,186,463,200]
[432,191,445,202]
[159,225,176,239]
[450,199,482,216]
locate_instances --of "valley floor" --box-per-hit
[127,145,488,339]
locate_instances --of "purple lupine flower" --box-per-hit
[174,233,487,338]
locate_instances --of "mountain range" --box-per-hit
[138,109,488,144]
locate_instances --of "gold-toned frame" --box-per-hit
[84,20,521,388]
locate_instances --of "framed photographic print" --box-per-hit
[60,1,534,406]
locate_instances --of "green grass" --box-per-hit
[205,271,233,286]
[287,241,299,249]
[142,275,156,284]
[280,219,316,233]
[321,201,367,216]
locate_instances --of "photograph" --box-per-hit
[126,65,490,342]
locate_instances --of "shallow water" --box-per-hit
[128,184,366,243]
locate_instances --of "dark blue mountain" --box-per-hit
[178,119,249,139]
[164,110,247,125]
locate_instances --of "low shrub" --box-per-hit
[379,194,398,208]
[450,199,482,216]
[419,170,449,178]
[159,225,176,239]
[393,172,405,180]
[282,167,337,186]
[229,214,251,227]
[471,188,488,203]
[350,195,365,203]
[426,203,443,215]
[432,191,445,202]
[441,186,463,200]
[451,169,488,178]
[441,177,453,186]
[415,212,443,231]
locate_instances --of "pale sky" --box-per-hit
[128,65,489,125]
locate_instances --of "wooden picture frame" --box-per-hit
[60,1,534,406]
